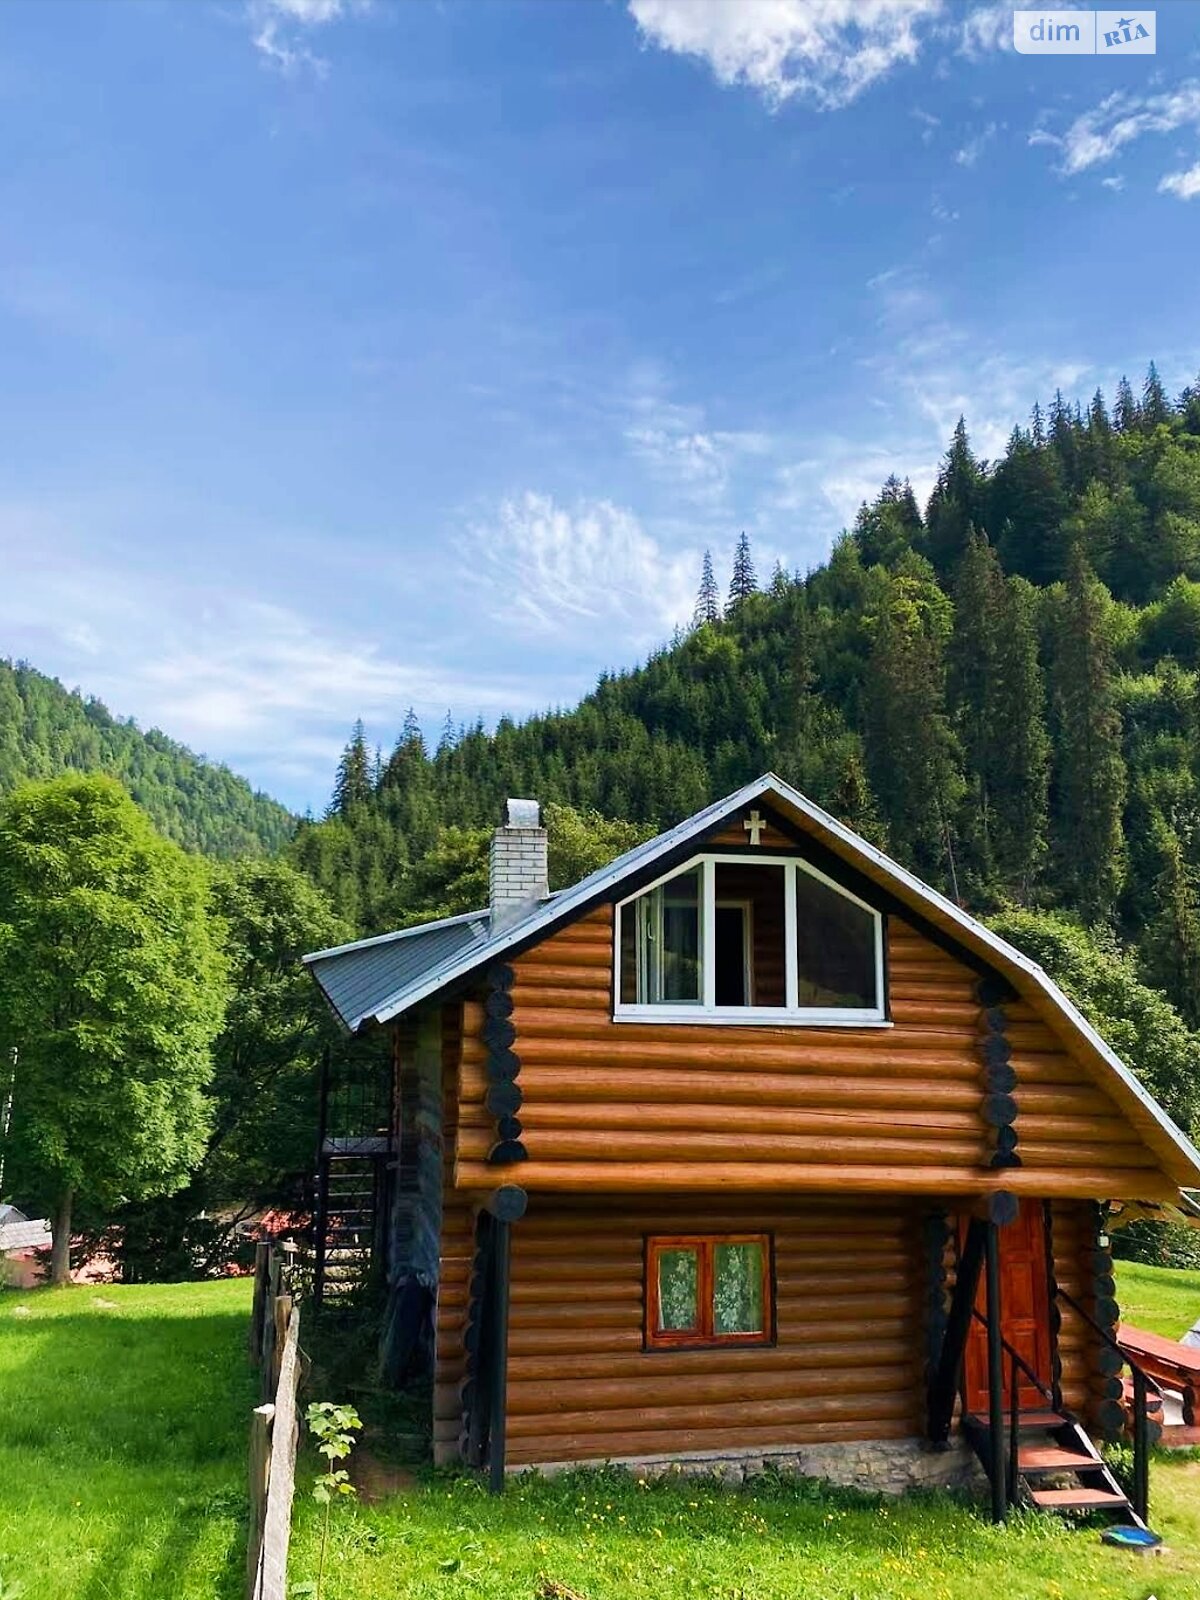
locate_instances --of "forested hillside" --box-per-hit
[0,661,294,857]
[295,364,1200,1037]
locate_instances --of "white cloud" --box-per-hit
[0,509,539,803]
[461,491,697,643]
[627,0,943,110]
[1033,80,1200,174]
[957,4,1012,59]
[1159,161,1200,201]
[955,120,997,167]
[1100,174,1125,192]
[248,0,365,75]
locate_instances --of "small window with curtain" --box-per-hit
[644,1233,773,1349]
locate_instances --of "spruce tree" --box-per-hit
[924,418,985,577]
[329,719,373,816]
[1114,374,1139,434]
[1048,547,1127,921]
[1141,361,1171,431]
[1141,818,1200,1027]
[694,549,722,626]
[727,533,757,607]
[864,571,963,885]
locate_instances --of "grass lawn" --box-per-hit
[1115,1260,1200,1340]
[0,1278,254,1600]
[290,1458,1200,1600]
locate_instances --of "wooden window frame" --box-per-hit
[644,1232,775,1351]
[614,853,888,1026]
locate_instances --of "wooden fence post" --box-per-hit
[249,1242,269,1365]
[247,1403,275,1597]
[256,1303,302,1600]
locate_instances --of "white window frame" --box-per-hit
[613,852,889,1027]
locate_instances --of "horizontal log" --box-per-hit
[514,1038,983,1074]
[510,960,611,988]
[458,1159,1178,1199]
[508,1364,914,1415]
[513,1280,642,1306]
[509,1303,642,1329]
[512,1197,907,1228]
[1004,1023,1070,1053]
[510,1240,907,1274]
[460,1127,987,1166]
[501,1101,986,1138]
[506,1316,912,1358]
[506,1390,916,1440]
[1017,1113,1152,1139]
[516,941,614,970]
[505,1340,913,1383]
[1018,1140,1157,1170]
[512,1064,985,1107]
[510,986,609,1012]
[505,1415,918,1464]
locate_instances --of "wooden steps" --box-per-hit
[1027,1487,1130,1511]
[963,1409,1142,1528]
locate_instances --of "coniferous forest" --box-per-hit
[297,366,1200,1044]
[0,659,294,856]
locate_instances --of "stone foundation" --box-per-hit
[519,1437,986,1498]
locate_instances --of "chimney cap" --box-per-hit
[502,798,541,829]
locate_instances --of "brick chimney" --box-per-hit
[489,798,548,933]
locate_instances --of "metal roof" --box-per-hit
[301,772,1200,1187]
[303,910,490,1031]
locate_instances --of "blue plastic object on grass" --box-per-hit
[1101,1525,1162,1548]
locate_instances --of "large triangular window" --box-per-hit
[615,854,885,1024]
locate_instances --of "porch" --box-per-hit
[441,1190,1159,1523]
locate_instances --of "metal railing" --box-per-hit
[1057,1285,1161,1523]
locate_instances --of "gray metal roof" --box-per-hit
[301,772,1200,1186]
[303,910,490,1031]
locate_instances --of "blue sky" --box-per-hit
[1,0,1199,812]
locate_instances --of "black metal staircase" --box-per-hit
[928,1215,1160,1528]
[312,1046,395,1309]
[962,1405,1141,1525]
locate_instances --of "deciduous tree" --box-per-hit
[0,775,226,1283]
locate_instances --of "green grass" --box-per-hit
[0,1278,255,1600]
[289,1459,1200,1600]
[1115,1260,1200,1339]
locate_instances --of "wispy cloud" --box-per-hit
[624,382,771,509]
[956,3,1012,59]
[1032,79,1200,175]
[1159,161,1200,201]
[460,491,698,645]
[627,0,943,111]
[0,504,540,801]
[955,120,997,168]
[248,0,366,76]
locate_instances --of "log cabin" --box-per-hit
[303,775,1200,1523]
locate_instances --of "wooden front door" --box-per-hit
[962,1201,1053,1413]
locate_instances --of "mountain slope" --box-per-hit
[0,659,293,857]
[295,365,1200,1040]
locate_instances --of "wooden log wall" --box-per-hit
[451,907,1172,1199]
[434,1001,476,1467]
[501,1195,924,1466]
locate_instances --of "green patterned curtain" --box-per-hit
[656,1247,699,1330]
[713,1242,764,1335]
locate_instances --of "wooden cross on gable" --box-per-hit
[743,808,765,846]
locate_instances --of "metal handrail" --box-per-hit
[1056,1284,1160,1522]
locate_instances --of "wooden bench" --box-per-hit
[1118,1322,1200,1437]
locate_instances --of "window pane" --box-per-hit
[625,869,702,1005]
[656,1247,700,1331]
[794,869,878,1009]
[714,864,786,1006]
[713,1242,764,1335]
